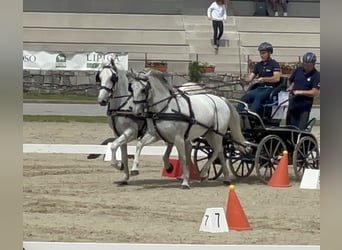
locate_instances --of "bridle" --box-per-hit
[97,65,118,96]
[129,76,178,116]
[129,78,151,105]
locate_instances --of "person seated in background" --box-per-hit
[268,0,288,16]
[237,42,281,114]
[286,52,320,130]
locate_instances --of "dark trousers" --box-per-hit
[286,107,310,130]
[237,87,273,113]
[212,20,224,45]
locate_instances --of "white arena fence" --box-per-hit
[23,143,206,160]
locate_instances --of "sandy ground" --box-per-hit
[23,122,320,244]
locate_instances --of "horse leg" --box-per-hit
[174,136,190,189]
[110,129,136,171]
[162,143,174,173]
[87,137,115,159]
[196,132,222,177]
[114,143,130,186]
[217,150,231,185]
[199,133,230,185]
[131,132,159,176]
[178,140,192,181]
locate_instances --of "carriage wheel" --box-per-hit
[255,135,287,184]
[192,139,223,180]
[227,142,255,178]
[293,136,320,180]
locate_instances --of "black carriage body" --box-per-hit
[192,76,320,183]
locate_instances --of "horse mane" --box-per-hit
[145,69,176,94]
[177,82,210,95]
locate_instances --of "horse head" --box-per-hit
[127,68,151,116]
[128,68,176,115]
[96,55,119,106]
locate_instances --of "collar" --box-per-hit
[302,67,317,77]
[260,58,272,65]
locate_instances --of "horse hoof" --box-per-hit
[200,176,208,182]
[114,180,128,186]
[111,164,124,171]
[181,185,190,190]
[131,170,139,176]
[199,172,208,180]
[223,180,231,185]
[165,164,174,174]
[87,154,100,159]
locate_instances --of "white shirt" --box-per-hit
[207,2,227,21]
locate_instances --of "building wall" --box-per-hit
[24,0,320,17]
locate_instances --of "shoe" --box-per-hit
[283,12,288,16]
[275,11,279,16]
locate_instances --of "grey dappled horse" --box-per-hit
[128,69,249,189]
[96,56,174,185]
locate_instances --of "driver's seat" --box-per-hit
[246,76,288,125]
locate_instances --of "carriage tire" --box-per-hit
[293,136,320,181]
[227,143,255,178]
[255,135,287,184]
[223,141,254,178]
[192,139,223,180]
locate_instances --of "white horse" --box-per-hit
[97,57,174,185]
[128,69,249,189]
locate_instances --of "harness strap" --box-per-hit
[109,113,147,139]
[178,92,195,140]
[106,95,132,116]
[110,115,121,138]
[107,98,147,139]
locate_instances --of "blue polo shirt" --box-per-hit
[253,58,281,87]
[289,67,320,111]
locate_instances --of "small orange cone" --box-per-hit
[226,185,252,231]
[267,150,291,187]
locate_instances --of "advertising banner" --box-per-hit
[23,51,128,70]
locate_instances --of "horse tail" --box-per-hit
[223,98,248,150]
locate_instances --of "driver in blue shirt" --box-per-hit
[286,52,320,130]
[237,42,281,114]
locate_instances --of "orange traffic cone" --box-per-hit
[267,150,291,187]
[225,185,252,231]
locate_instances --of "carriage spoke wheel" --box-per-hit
[255,135,287,184]
[293,136,320,181]
[192,139,223,180]
[227,142,255,178]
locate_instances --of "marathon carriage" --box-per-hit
[95,61,319,187]
[192,76,320,183]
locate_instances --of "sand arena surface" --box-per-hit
[23,122,320,244]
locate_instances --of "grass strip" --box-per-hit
[23,93,96,102]
[23,115,107,123]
